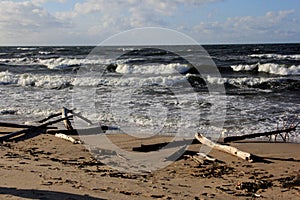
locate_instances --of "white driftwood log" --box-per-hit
[195,133,254,162]
[55,133,81,144]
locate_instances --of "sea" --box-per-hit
[0,44,299,142]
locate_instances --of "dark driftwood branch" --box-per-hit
[0,106,96,143]
[0,116,72,142]
[38,112,62,123]
[46,126,107,135]
[62,108,73,130]
[0,122,35,129]
[65,108,93,126]
[223,126,297,143]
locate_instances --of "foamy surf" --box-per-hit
[231,63,300,75]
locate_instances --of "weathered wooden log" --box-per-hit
[55,133,82,144]
[0,122,35,129]
[62,107,73,130]
[0,116,72,142]
[195,133,254,162]
[64,108,93,126]
[38,112,62,123]
[222,126,297,143]
[46,126,107,135]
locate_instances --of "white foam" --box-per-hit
[1,70,188,89]
[231,64,257,71]
[206,75,276,87]
[250,53,300,60]
[37,57,110,69]
[258,63,300,75]
[17,47,37,50]
[115,63,191,75]
[0,71,18,84]
[231,63,300,75]
[101,75,187,87]
[38,51,52,55]
[0,57,110,69]
[0,71,73,88]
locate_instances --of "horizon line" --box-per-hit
[0,41,299,47]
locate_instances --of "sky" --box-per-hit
[0,0,299,45]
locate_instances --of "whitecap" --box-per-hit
[115,63,191,74]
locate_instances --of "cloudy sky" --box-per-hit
[0,0,299,45]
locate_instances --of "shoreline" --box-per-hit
[1,128,299,199]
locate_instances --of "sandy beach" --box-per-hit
[1,127,299,200]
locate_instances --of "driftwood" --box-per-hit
[223,117,299,143]
[0,116,72,142]
[38,107,93,126]
[0,122,35,129]
[0,107,105,143]
[62,107,74,130]
[197,152,216,162]
[187,153,216,165]
[55,133,82,144]
[46,126,109,135]
[223,126,297,143]
[66,109,93,126]
[38,112,62,123]
[195,133,254,162]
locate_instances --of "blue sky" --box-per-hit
[0,0,299,45]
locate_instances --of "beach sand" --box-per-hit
[0,128,299,199]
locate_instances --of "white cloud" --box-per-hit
[193,10,299,43]
[32,0,66,5]
[56,0,223,37]
[0,0,298,45]
[0,1,71,44]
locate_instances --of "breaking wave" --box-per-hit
[115,63,191,74]
[250,54,300,60]
[231,63,300,75]
[0,57,111,70]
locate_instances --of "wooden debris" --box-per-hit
[223,126,298,143]
[0,116,72,142]
[55,133,82,144]
[197,152,216,162]
[223,114,299,143]
[62,107,74,130]
[0,122,35,129]
[38,112,61,123]
[66,108,93,126]
[46,126,106,135]
[195,133,254,162]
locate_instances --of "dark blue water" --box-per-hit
[0,44,299,142]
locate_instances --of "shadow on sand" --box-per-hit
[0,187,105,200]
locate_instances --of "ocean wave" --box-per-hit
[2,68,299,91]
[17,47,37,51]
[231,63,300,75]
[0,71,73,89]
[38,51,53,55]
[250,53,300,60]
[115,63,191,74]
[74,74,188,87]
[0,57,111,70]
[0,71,188,89]
[185,74,300,91]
